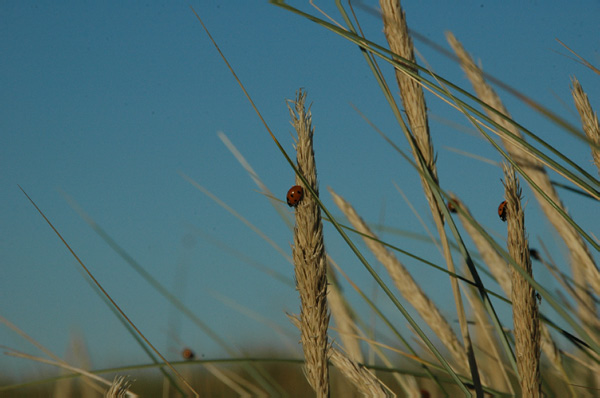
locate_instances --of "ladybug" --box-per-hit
[287,185,304,207]
[182,348,195,360]
[447,200,457,213]
[529,249,540,261]
[498,200,507,222]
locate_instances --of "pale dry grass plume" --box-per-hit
[105,376,133,398]
[330,189,469,376]
[449,196,571,392]
[329,348,395,398]
[288,89,331,397]
[503,164,541,398]
[571,77,600,175]
[381,1,481,389]
[380,0,436,183]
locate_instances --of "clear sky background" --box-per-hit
[2,1,599,381]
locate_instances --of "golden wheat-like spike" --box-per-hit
[288,89,330,397]
[330,189,470,375]
[503,164,541,398]
[381,4,484,388]
[571,77,600,175]
[380,0,434,170]
[450,195,570,387]
[380,0,440,218]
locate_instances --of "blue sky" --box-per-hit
[2,1,599,380]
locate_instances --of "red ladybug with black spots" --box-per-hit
[287,185,304,207]
[498,200,507,222]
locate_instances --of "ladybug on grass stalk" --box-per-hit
[498,200,507,222]
[286,185,304,207]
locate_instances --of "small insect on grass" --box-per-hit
[498,200,507,222]
[447,200,458,213]
[182,348,195,360]
[286,185,304,207]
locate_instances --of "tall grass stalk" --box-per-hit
[571,78,600,174]
[570,75,600,397]
[464,286,514,394]
[503,164,541,397]
[288,90,331,397]
[451,196,573,392]
[330,190,469,375]
[380,1,483,393]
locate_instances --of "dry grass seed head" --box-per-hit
[503,164,541,398]
[288,89,330,397]
[329,348,395,398]
[380,0,441,222]
[380,0,435,174]
[330,189,470,375]
[571,77,600,174]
